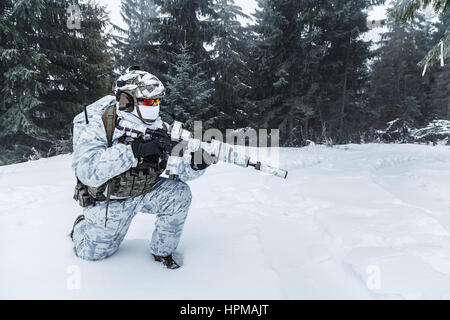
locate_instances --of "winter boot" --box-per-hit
[152,254,180,269]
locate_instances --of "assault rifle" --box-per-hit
[115,119,288,179]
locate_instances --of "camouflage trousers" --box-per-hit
[72,177,192,260]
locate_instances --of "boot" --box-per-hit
[152,254,180,269]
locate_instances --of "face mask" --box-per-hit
[132,104,160,123]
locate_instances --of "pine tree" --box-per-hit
[389,0,449,22]
[145,0,218,130]
[0,0,114,165]
[313,0,374,142]
[210,0,251,129]
[112,0,165,80]
[153,0,217,71]
[248,0,312,146]
[429,11,450,119]
[389,0,449,67]
[248,0,374,145]
[163,45,214,131]
[0,0,48,143]
[369,14,434,127]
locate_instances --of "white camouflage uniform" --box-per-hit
[71,95,205,260]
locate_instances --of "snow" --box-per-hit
[1,144,450,299]
[411,120,450,143]
[376,119,450,144]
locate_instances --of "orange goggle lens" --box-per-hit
[140,98,160,106]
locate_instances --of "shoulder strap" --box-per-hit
[100,104,117,228]
[101,105,117,148]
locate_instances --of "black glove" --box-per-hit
[146,129,178,155]
[155,134,175,155]
[131,140,163,160]
[190,148,213,171]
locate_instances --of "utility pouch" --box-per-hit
[73,180,95,207]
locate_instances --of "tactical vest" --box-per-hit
[74,105,167,207]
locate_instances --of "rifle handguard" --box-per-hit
[116,119,289,180]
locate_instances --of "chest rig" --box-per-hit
[74,105,167,209]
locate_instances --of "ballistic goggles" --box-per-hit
[138,98,160,106]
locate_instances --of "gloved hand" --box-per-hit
[146,129,177,156]
[131,140,163,160]
[190,148,213,171]
[155,134,175,155]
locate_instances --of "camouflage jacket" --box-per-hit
[72,95,205,200]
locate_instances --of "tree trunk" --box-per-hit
[339,62,348,138]
[447,95,450,121]
[317,96,324,127]
[304,117,309,141]
[339,38,350,139]
[289,117,294,147]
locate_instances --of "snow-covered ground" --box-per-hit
[1,144,450,299]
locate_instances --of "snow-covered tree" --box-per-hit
[153,0,217,71]
[163,46,214,131]
[429,11,450,119]
[112,0,165,80]
[211,0,251,129]
[248,0,374,145]
[389,0,449,67]
[0,0,114,165]
[369,14,434,127]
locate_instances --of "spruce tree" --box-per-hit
[249,0,311,146]
[248,0,375,145]
[153,0,217,71]
[112,0,165,80]
[0,0,114,165]
[163,45,214,131]
[369,14,434,127]
[145,0,218,130]
[429,11,450,119]
[0,0,48,143]
[389,0,449,22]
[210,0,251,129]
[313,0,374,141]
[389,0,449,66]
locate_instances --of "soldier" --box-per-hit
[70,66,209,269]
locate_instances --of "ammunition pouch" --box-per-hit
[72,104,167,208]
[73,159,166,207]
[73,180,95,207]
